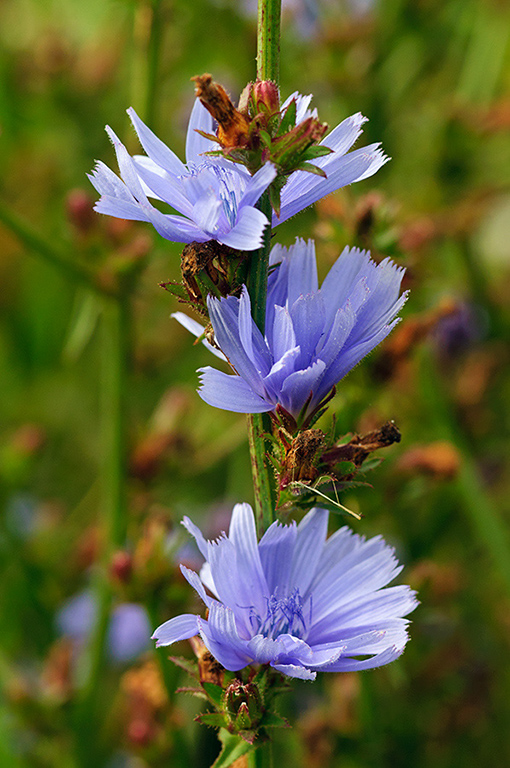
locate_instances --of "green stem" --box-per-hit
[257,0,282,82]
[0,201,109,295]
[131,0,164,127]
[254,740,274,768]
[247,193,272,334]
[246,0,282,535]
[248,413,274,535]
[74,293,130,766]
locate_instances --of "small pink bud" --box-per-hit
[252,80,280,114]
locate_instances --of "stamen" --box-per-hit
[250,588,309,640]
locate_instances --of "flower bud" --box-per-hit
[224,680,264,731]
[252,80,280,115]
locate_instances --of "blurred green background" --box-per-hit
[1,0,510,766]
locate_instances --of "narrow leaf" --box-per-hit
[295,162,328,178]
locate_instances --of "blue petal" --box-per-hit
[317,321,399,398]
[132,156,194,216]
[152,613,199,647]
[89,161,136,202]
[198,368,273,413]
[181,516,209,558]
[289,293,326,366]
[278,360,326,416]
[192,188,222,233]
[186,100,215,166]
[318,113,367,157]
[180,565,213,607]
[315,306,356,368]
[320,247,373,323]
[258,520,297,594]
[127,107,187,176]
[262,346,301,403]
[228,504,268,610]
[290,508,329,597]
[94,195,150,222]
[275,148,386,225]
[286,239,319,306]
[239,162,277,208]
[268,306,296,362]
[316,644,405,672]
[218,205,269,250]
[171,312,227,361]
[198,603,251,671]
[310,585,418,644]
[271,663,316,680]
[207,294,266,386]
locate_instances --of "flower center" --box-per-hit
[250,588,310,640]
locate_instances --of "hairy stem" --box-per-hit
[248,413,275,534]
[257,0,282,82]
[246,0,282,536]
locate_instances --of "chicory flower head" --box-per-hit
[89,100,276,250]
[272,91,388,226]
[89,91,386,249]
[189,239,407,420]
[152,503,417,680]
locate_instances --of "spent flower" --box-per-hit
[153,503,417,680]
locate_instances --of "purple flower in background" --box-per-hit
[57,592,152,663]
[272,93,388,226]
[181,239,406,420]
[89,101,276,250]
[153,504,417,680]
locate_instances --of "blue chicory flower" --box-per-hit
[152,503,417,680]
[178,238,407,420]
[89,100,276,250]
[272,91,388,226]
[89,92,386,249]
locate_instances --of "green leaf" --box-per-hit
[168,655,199,679]
[158,281,188,300]
[202,682,224,707]
[196,712,228,729]
[295,162,328,178]
[303,144,334,159]
[212,729,256,768]
[278,99,297,135]
[269,184,282,217]
[261,711,290,729]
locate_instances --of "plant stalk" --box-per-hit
[0,201,109,295]
[246,0,282,536]
[257,0,282,83]
[74,293,130,766]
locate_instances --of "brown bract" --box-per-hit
[189,635,225,686]
[280,429,326,488]
[322,421,401,470]
[192,73,251,150]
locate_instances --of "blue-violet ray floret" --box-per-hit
[89,100,276,250]
[177,238,407,420]
[152,503,418,680]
